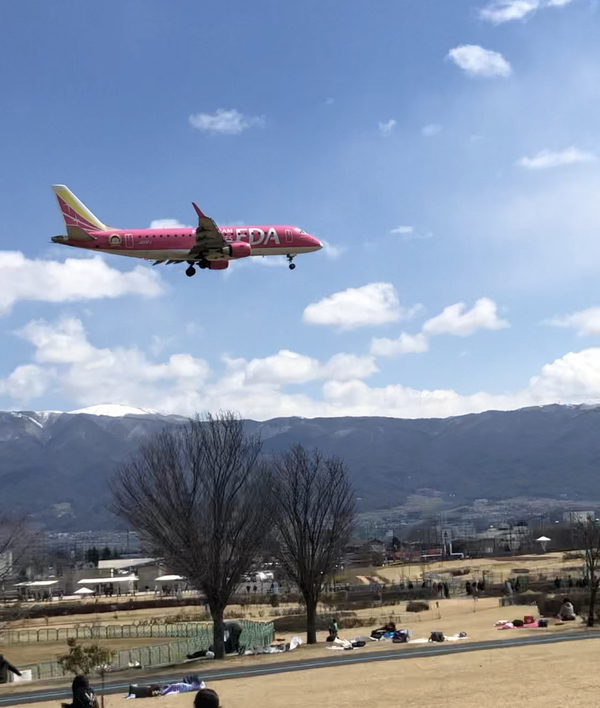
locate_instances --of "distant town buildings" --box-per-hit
[563,511,595,524]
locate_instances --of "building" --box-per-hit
[563,511,595,525]
[73,557,159,595]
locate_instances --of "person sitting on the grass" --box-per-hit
[370,621,397,640]
[62,675,99,708]
[194,688,220,708]
[557,597,576,621]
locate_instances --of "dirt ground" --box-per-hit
[375,551,577,584]
[12,638,600,708]
[2,602,289,630]
[6,636,180,666]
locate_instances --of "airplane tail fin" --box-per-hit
[52,185,108,238]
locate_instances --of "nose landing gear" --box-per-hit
[287,254,296,270]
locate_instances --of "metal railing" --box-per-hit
[18,620,274,681]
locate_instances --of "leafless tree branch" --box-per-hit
[0,512,38,584]
[111,411,274,658]
[270,445,355,643]
[574,515,600,627]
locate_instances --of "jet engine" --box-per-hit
[223,242,251,259]
[208,261,229,270]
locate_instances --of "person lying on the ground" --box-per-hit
[0,654,22,684]
[126,676,205,698]
[557,598,576,621]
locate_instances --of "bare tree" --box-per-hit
[111,412,273,658]
[270,445,355,644]
[573,515,600,627]
[0,513,38,584]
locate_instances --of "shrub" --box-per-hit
[58,638,116,677]
[406,600,429,613]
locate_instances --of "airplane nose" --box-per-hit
[311,236,323,250]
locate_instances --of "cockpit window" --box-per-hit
[298,229,306,234]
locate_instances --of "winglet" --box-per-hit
[192,202,206,219]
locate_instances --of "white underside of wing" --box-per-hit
[107,246,319,261]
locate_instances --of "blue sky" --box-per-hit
[1,0,600,419]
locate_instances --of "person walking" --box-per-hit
[0,654,21,684]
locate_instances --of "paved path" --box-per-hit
[3,630,600,705]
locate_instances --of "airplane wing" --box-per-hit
[187,203,226,259]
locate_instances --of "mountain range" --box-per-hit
[1,403,600,530]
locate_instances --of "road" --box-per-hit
[3,630,600,705]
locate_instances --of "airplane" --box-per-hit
[50,185,322,275]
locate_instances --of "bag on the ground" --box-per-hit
[392,630,409,643]
[429,631,445,642]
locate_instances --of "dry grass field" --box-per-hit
[3,595,579,665]
[2,549,591,708]
[13,638,600,708]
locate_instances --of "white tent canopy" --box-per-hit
[154,575,185,582]
[536,536,551,552]
[78,575,138,584]
[74,587,94,595]
[15,580,58,587]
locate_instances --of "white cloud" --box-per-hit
[378,119,397,136]
[17,318,95,363]
[236,350,323,386]
[422,298,510,337]
[390,225,433,241]
[479,0,579,24]
[320,240,344,259]
[189,109,265,135]
[448,45,512,77]
[517,147,597,170]
[12,317,210,409]
[7,315,600,421]
[303,283,406,331]
[0,364,53,402]
[150,219,191,229]
[320,379,530,419]
[0,252,163,316]
[369,298,508,359]
[480,0,540,23]
[227,350,377,387]
[323,354,378,381]
[529,348,600,402]
[548,307,600,336]
[370,332,430,358]
[422,124,442,137]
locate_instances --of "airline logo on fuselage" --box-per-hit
[222,228,281,246]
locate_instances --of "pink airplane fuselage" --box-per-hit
[54,225,322,261]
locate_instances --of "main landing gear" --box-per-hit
[185,265,196,277]
[286,254,296,270]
